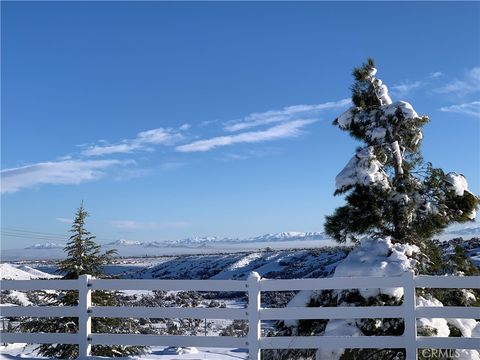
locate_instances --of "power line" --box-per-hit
[1,233,65,241]
[2,227,71,237]
[1,227,119,242]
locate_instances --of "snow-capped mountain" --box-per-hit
[99,232,330,248]
[24,243,64,250]
[140,241,163,248]
[248,231,327,242]
[105,239,143,246]
[162,232,328,246]
[163,236,238,247]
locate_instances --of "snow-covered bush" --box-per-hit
[220,320,248,337]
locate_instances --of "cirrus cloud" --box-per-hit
[176,119,316,153]
[390,81,423,97]
[82,127,184,156]
[224,99,350,132]
[434,67,480,97]
[1,159,133,194]
[440,101,480,118]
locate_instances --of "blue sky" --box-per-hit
[1,2,479,249]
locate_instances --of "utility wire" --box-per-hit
[1,227,119,242]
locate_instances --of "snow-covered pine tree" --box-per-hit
[269,60,479,360]
[325,58,477,245]
[20,203,147,359]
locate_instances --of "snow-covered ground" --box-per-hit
[0,344,247,360]
[9,247,347,281]
[0,263,59,280]
[0,246,347,359]
[1,238,479,359]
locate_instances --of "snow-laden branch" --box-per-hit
[391,140,404,176]
[335,147,390,191]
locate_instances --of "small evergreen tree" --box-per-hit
[57,202,116,279]
[325,58,478,245]
[20,202,147,359]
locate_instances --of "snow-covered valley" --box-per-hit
[1,246,349,360]
[3,245,349,282]
[1,237,479,360]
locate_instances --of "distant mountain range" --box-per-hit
[446,226,480,236]
[105,239,143,246]
[23,226,480,251]
[161,232,329,247]
[23,231,329,250]
[249,231,328,242]
[25,242,64,250]
[108,231,329,248]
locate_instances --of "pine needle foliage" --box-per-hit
[57,202,116,279]
[325,59,479,245]
[19,202,148,359]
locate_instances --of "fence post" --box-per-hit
[247,272,261,360]
[403,271,417,360]
[78,275,92,359]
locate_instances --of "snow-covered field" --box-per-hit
[0,264,59,281]
[0,344,247,360]
[1,237,479,359]
[0,246,347,359]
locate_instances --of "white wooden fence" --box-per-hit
[1,272,479,360]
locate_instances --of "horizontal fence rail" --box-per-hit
[1,273,479,360]
[91,278,247,291]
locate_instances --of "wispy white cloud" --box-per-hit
[390,81,423,97]
[159,161,187,171]
[111,220,189,230]
[217,153,250,162]
[1,159,132,194]
[223,99,350,132]
[176,119,316,153]
[83,143,137,156]
[430,71,443,79]
[82,128,184,156]
[199,119,219,127]
[217,147,281,162]
[434,67,480,97]
[112,161,186,181]
[113,168,153,181]
[440,101,480,118]
[56,217,73,224]
[2,99,347,194]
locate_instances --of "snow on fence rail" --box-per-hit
[1,272,479,360]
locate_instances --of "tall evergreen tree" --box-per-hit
[20,203,147,359]
[268,60,479,360]
[325,58,478,245]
